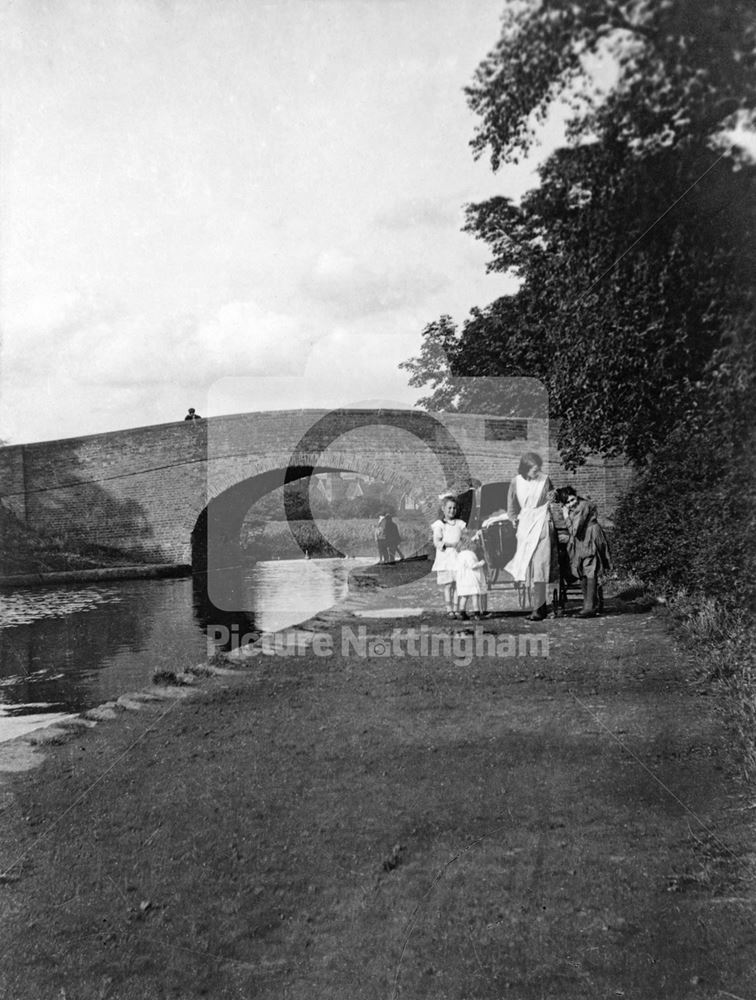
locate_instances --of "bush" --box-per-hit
[613,334,756,775]
[613,450,752,601]
[613,338,756,608]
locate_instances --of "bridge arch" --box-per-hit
[190,459,431,561]
[191,460,439,612]
[189,410,474,598]
[280,409,472,559]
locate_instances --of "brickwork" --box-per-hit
[0,411,635,563]
[0,446,27,521]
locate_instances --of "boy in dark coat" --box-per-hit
[557,487,612,618]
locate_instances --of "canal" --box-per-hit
[0,557,371,741]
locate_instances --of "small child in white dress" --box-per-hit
[431,495,467,617]
[454,535,488,620]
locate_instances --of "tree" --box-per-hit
[402,0,756,467]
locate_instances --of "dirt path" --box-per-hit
[0,575,754,999]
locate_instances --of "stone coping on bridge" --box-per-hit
[0,406,549,451]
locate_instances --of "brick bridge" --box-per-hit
[0,409,631,568]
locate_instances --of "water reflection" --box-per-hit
[0,587,123,627]
[192,570,257,651]
[0,558,368,740]
[245,557,365,634]
[0,580,194,720]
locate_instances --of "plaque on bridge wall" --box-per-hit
[483,418,528,442]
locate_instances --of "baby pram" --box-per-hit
[463,482,530,608]
[477,517,531,610]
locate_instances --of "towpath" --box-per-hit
[0,564,754,999]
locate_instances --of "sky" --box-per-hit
[0,0,574,445]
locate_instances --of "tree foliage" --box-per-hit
[402,0,756,468]
[466,0,755,168]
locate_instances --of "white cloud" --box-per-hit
[376,197,462,230]
[3,297,313,388]
[1,291,86,341]
[302,249,448,317]
[0,296,319,441]
[191,301,314,377]
[208,321,425,417]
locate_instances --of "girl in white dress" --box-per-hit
[504,452,556,621]
[431,495,467,617]
[455,536,488,620]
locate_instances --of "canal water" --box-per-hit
[0,558,371,742]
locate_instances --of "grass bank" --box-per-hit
[243,517,431,560]
[668,595,756,778]
[0,590,754,998]
[610,574,756,780]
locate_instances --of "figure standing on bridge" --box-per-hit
[184,408,202,421]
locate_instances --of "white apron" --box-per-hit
[504,475,550,584]
[431,519,466,575]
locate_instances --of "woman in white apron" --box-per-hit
[504,452,556,621]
